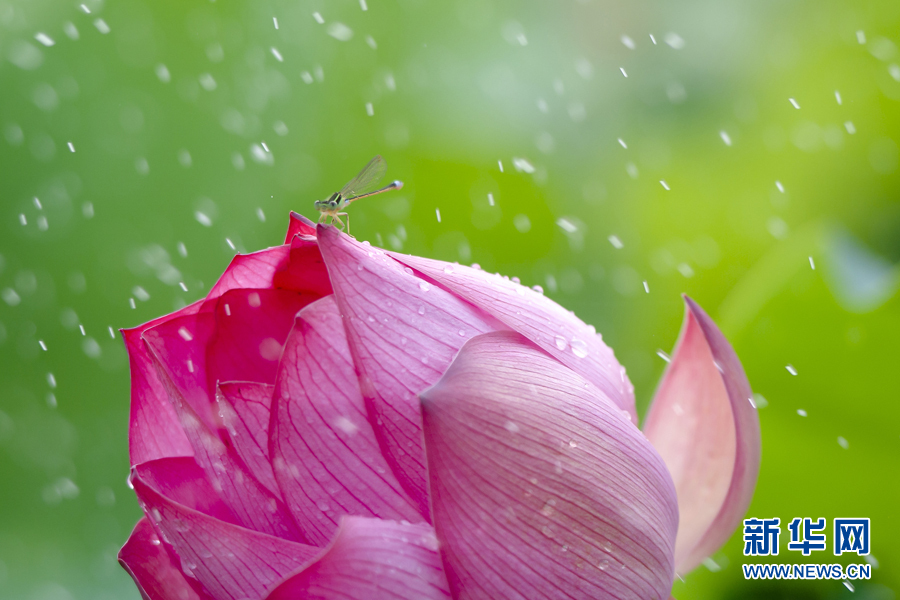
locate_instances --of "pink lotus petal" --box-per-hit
[122,301,204,466]
[133,457,238,524]
[143,344,302,541]
[205,288,314,389]
[271,296,425,545]
[272,234,334,296]
[208,246,291,300]
[132,470,319,600]
[642,296,760,574]
[316,226,499,512]
[119,517,214,600]
[216,382,279,496]
[285,211,317,242]
[210,233,331,304]
[264,517,450,600]
[142,288,311,432]
[421,331,677,599]
[142,311,220,430]
[389,254,638,424]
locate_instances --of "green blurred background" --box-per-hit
[1,0,898,598]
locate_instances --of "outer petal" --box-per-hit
[316,226,499,513]
[264,517,451,600]
[216,382,279,496]
[389,254,638,423]
[420,331,677,600]
[119,517,214,600]
[270,295,425,546]
[132,471,319,600]
[642,296,760,574]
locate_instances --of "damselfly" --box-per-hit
[315,155,403,232]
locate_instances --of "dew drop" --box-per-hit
[570,338,588,358]
[554,335,567,350]
[418,281,431,292]
[417,305,426,315]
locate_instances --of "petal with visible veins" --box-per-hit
[216,382,279,496]
[271,296,425,545]
[132,457,237,525]
[145,344,302,541]
[642,296,760,574]
[389,254,638,423]
[316,226,499,514]
[264,517,450,600]
[421,331,677,600]
[132,471,319,600]
[119,517,214,600]
[122,301,204,466]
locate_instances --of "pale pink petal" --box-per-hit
[316,226,499,512]
[421,331,677,600]
[264,517,451,600]
[270,296,425,545]
[122,301,204,466]
[132,470,319,600]
[205,288,314,389]
[285,211,317,242]
[132,457,237,524]
[216,382,279,496]
[142,343,302,541]
[120,517,214,600]
[390,254,638,423]
[642,296,760,574]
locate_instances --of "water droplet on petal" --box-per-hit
[570,338,588,358]
[554,335,567,350]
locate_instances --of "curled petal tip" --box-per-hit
[644,296,761,574]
